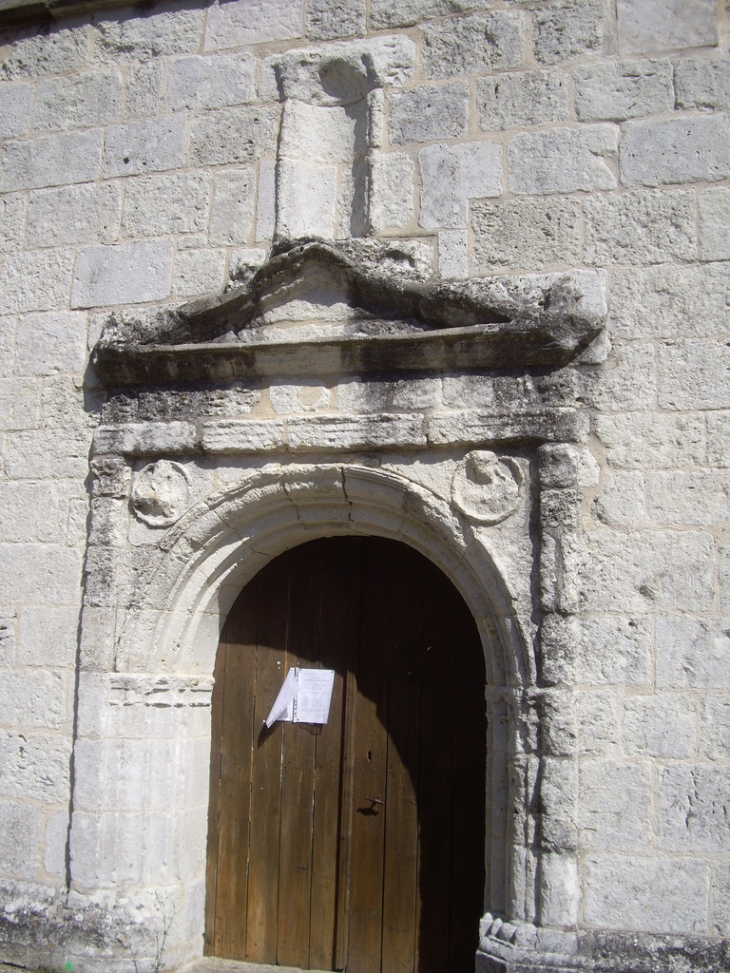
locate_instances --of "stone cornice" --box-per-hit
[91,238,606,388]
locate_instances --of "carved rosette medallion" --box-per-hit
[131,460,191,528]
[451,450,523,525]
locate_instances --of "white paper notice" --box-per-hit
[265,668,298,727]
[264,668,335,727]
[293,669,335,724]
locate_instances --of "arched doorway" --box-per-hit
[204,536,487,973]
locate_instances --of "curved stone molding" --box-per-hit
[452,450,523,525]
[131,459,190,528]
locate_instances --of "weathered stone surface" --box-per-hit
[201,419,285,453]
[0,23,87,80]
[419,141,502,229]
[0,802,43,879]
[578,760,652,849]
[0,544,81,605]
[578,616,652,686]
[188,107,279,166]
[207,169,256,246]
[701,695,730,761]
[367,153,414,232]
[288,414,426,451]
[4,428,91,479]
[256,160,277,242]
[205,0,302,51]
[14,311,87,377]
[102,118,187,178]
[173,250,226,298]
[708,412,730,467]
[675,56,730,111]
[508,125,618,194]
[125,62,163,119]
[93,6,206,63]
[577,529,714,613]
[0,83,32,138]
[658,340,730,411]
[337,377,441,413]
[539,756,578,851]
[0,610,16,668]
[165,54,255,113]
[647,470,730,525]
[269,380,330,414]
[610,262,730,339]
[33,71,123,133]
[0,249,75,314]
[581,342,656,412]
[438,229,468,279]
[421,12,525,80]
[623,694,696,758]
[592,471,645,528]
[576,692,620,755]
[370,0,488,30]
[262,37,416,104]
[93,421,196,456]
[574,59,674,122]
[656,617,730,689]
[26,183,121,247]
[72,242,173,308]
[698,187,730,260]
[280,101,358,167]
[0,378,40,431]
[583,855,710,934]
[659,764,730,852]
[473,197,581,271]
[617,0,718,55]
[276,159,337,239]
[0,670,67,729]
[477,70,569,132]
[595,413,705,468]
[0,482,72,544]
[306,0,366,39]
[1,130,103,191]
[388,82,469,143]
[584,189,695,265]
[0,193,26,252]
[621,115,730,186]
[122,172,211,237]
[533,0,608,65]
[17,605,81,668]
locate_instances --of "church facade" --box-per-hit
[0,1,729,972]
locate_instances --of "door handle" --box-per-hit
[366,796,384,805]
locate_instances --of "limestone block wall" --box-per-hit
[0,0,729,962]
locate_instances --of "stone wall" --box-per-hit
[1,0,729,969]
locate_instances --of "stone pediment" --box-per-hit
[92,238,606,387]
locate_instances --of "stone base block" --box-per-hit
[477,923,730,973]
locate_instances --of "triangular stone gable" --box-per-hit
[92,238,606,387]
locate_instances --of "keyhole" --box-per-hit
[367,750,372,760]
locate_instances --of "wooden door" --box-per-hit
[205,536,486,973]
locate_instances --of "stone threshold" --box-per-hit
[179,962,333,973]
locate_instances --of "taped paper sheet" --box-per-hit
[265,667,335,727]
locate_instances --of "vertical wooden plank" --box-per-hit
[276,544,320,969]
[447,597,486,973]
[334,538,362,972]
[345,539,391,973]
[415,557,458,973]
[309,540,352,971]
[204,622,227,955]
[207,583,258,959]
[245,559,290,964]
[381,543,422,973]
